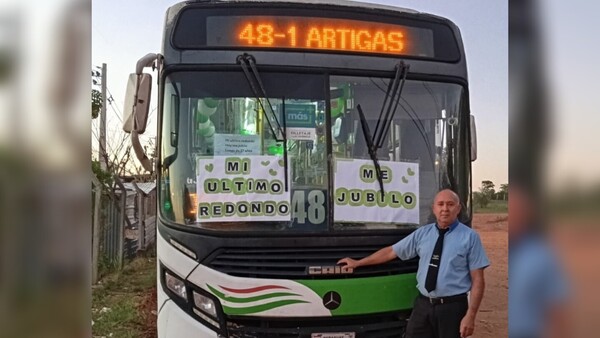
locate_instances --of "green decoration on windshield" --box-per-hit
[268,144,284,156]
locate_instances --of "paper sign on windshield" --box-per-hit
[213,134,261,156]
[196,156,291,222]
[333,159,419,224]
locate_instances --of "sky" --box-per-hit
[92,0,508,189]
[541,1,600,191]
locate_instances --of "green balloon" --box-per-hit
[196,112,209,123]
[203,97,219,108]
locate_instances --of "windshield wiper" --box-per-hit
[373,61,410,149]
[356,62,410,198]
[237,53,289,191]
[237,54,285,141]
[357,104,385,198]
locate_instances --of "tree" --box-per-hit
[474,180,496,208]
[92,160,113,187]
[481,180,496,200]
[498,183,508,201]
[473,191,490,208]
[92,89,102,119]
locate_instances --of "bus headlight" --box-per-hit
[165,271,187,300]
[193,292,217,318]
[193,291,221,328]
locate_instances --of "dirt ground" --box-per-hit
[472,213,508,338]
[140,286,157,338]
[549,224,600,337]
[139,213,508,337]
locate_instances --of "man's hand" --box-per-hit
[337,246,396,270]
[460,268,485,337]
[459,312,475,338]
[337,257,360,269]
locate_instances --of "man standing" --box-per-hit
[508,185,569,338]
[338,189,489,338]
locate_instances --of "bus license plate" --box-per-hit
[311,333,355,338]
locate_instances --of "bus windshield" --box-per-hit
[160,70,466,232]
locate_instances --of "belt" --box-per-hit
[419,293,468,305]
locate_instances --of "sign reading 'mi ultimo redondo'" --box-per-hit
[197,156,291,222]
[196,156,419,224]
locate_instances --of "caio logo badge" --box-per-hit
[307,265,354,275]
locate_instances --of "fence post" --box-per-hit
[133,182,150,250]
[140,194,146,249]
[92,175,102,284]
[133,182,147,250]
[113,177,127,269]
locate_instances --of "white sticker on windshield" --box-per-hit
[333,159,419,224]
[213,134,261,156]
[286,127,316,141]
[196,156,291,222]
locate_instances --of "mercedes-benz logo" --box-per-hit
[322,291,342,310]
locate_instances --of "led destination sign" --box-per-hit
[205,16,435,57]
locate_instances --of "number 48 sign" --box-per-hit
[290,189,327,229]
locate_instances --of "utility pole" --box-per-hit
[99,63,107,171]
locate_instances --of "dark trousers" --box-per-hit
[405,295,469,338]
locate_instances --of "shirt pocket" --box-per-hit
[447,247,469,270]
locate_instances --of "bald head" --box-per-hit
[434,189,460,204]
[432,189,461,228]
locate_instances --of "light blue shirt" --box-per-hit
[509,234,568,337]
[392,220,490,297]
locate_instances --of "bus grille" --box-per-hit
[205,246,418,279]
[226,312,407,338]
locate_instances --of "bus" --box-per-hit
[123,0,477,337]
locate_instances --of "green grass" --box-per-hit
[92,256,156,338]
[473,199,508,213]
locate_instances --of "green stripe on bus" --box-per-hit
[297,273,418,316]
[207,284,301,304]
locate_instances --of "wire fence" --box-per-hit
[92,176,156,283]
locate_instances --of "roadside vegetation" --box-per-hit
[92,254,157,338]
[473,180,508,213]
[474,199,508,213]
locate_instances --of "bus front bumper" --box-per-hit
[158,299,220,338]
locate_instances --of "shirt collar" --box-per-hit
[436,219,459,232]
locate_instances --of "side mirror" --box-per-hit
[470,114,477,162]
[123,73,152,134]
[122,53,158,172]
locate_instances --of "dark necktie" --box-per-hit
[425,226,449,292]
